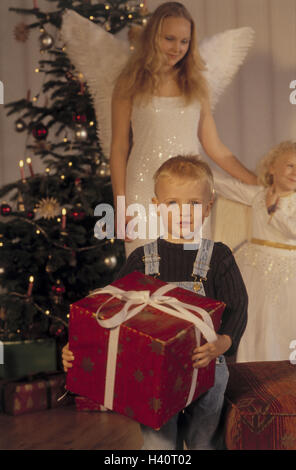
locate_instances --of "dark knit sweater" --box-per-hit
[116,238,248,357]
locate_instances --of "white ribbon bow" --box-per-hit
[88,283,217,410]
[92,284,217,343]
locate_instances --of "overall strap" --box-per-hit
[192,239,214,280]
[143,240,160,276]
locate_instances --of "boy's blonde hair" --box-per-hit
[115,2,209,105]
[153,155,214,200]
[257,140,296,187]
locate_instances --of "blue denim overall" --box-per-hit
[140,239,229,450]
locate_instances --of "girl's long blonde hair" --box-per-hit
[257,140,296,187]
[115,2,209,104]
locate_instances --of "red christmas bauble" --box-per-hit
[70,208,86,221]
[72,113,87,123]
[49,323,66,338]
[26,210,35,220]
[51,284,66,294]
[0,203,12,216]
[32,123,48,141]
[55,327,64,337]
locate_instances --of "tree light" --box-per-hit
[27,276,34,297]
[62,208,67,229]
[19,160,25,180]
[26,157,34,177]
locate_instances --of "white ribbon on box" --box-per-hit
[89,284,217,411]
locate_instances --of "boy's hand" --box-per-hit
[192,334,232,368]
[62,342,75,372]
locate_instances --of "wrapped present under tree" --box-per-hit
[0,371,70,416]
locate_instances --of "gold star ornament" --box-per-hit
[35,197,61,220]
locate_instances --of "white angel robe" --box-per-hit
[214,170,296,362]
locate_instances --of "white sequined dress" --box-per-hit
[125,96,212,256]
[214,171,296,362]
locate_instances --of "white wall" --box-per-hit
[1,0,296,186]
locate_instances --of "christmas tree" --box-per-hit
[0,0,149,342]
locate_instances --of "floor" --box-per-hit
[0,405,143,450]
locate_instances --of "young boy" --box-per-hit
[62,156,248,450]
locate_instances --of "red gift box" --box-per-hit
[75,395,107,412]
[66,271,225,429]
[1,372,68,416]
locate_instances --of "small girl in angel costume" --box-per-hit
[62,2,257,256]
[213,140,296,362]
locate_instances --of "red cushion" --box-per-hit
[224,361,296,450]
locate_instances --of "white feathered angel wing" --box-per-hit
[199,27,255,109]
[61,11,254,157]
[61,9,130,158]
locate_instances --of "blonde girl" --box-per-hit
[213,140,296,362]
[110,1,257,255]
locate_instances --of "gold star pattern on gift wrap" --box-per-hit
[35,197,61,219]
[24,384,33,392]
[138,310,156,322]
[125,406,135,418]
[81,357,94,373]
[150,340,164,356]
[137,277,155,286]
[14,398,21,412]
[115,282,125,289]
[282,433,296,449]
[134,369,144,383]
[173,376,183,393]
[149,397,162,413]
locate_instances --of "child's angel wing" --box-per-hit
[61,9,130,158]
[199,27,255,109]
